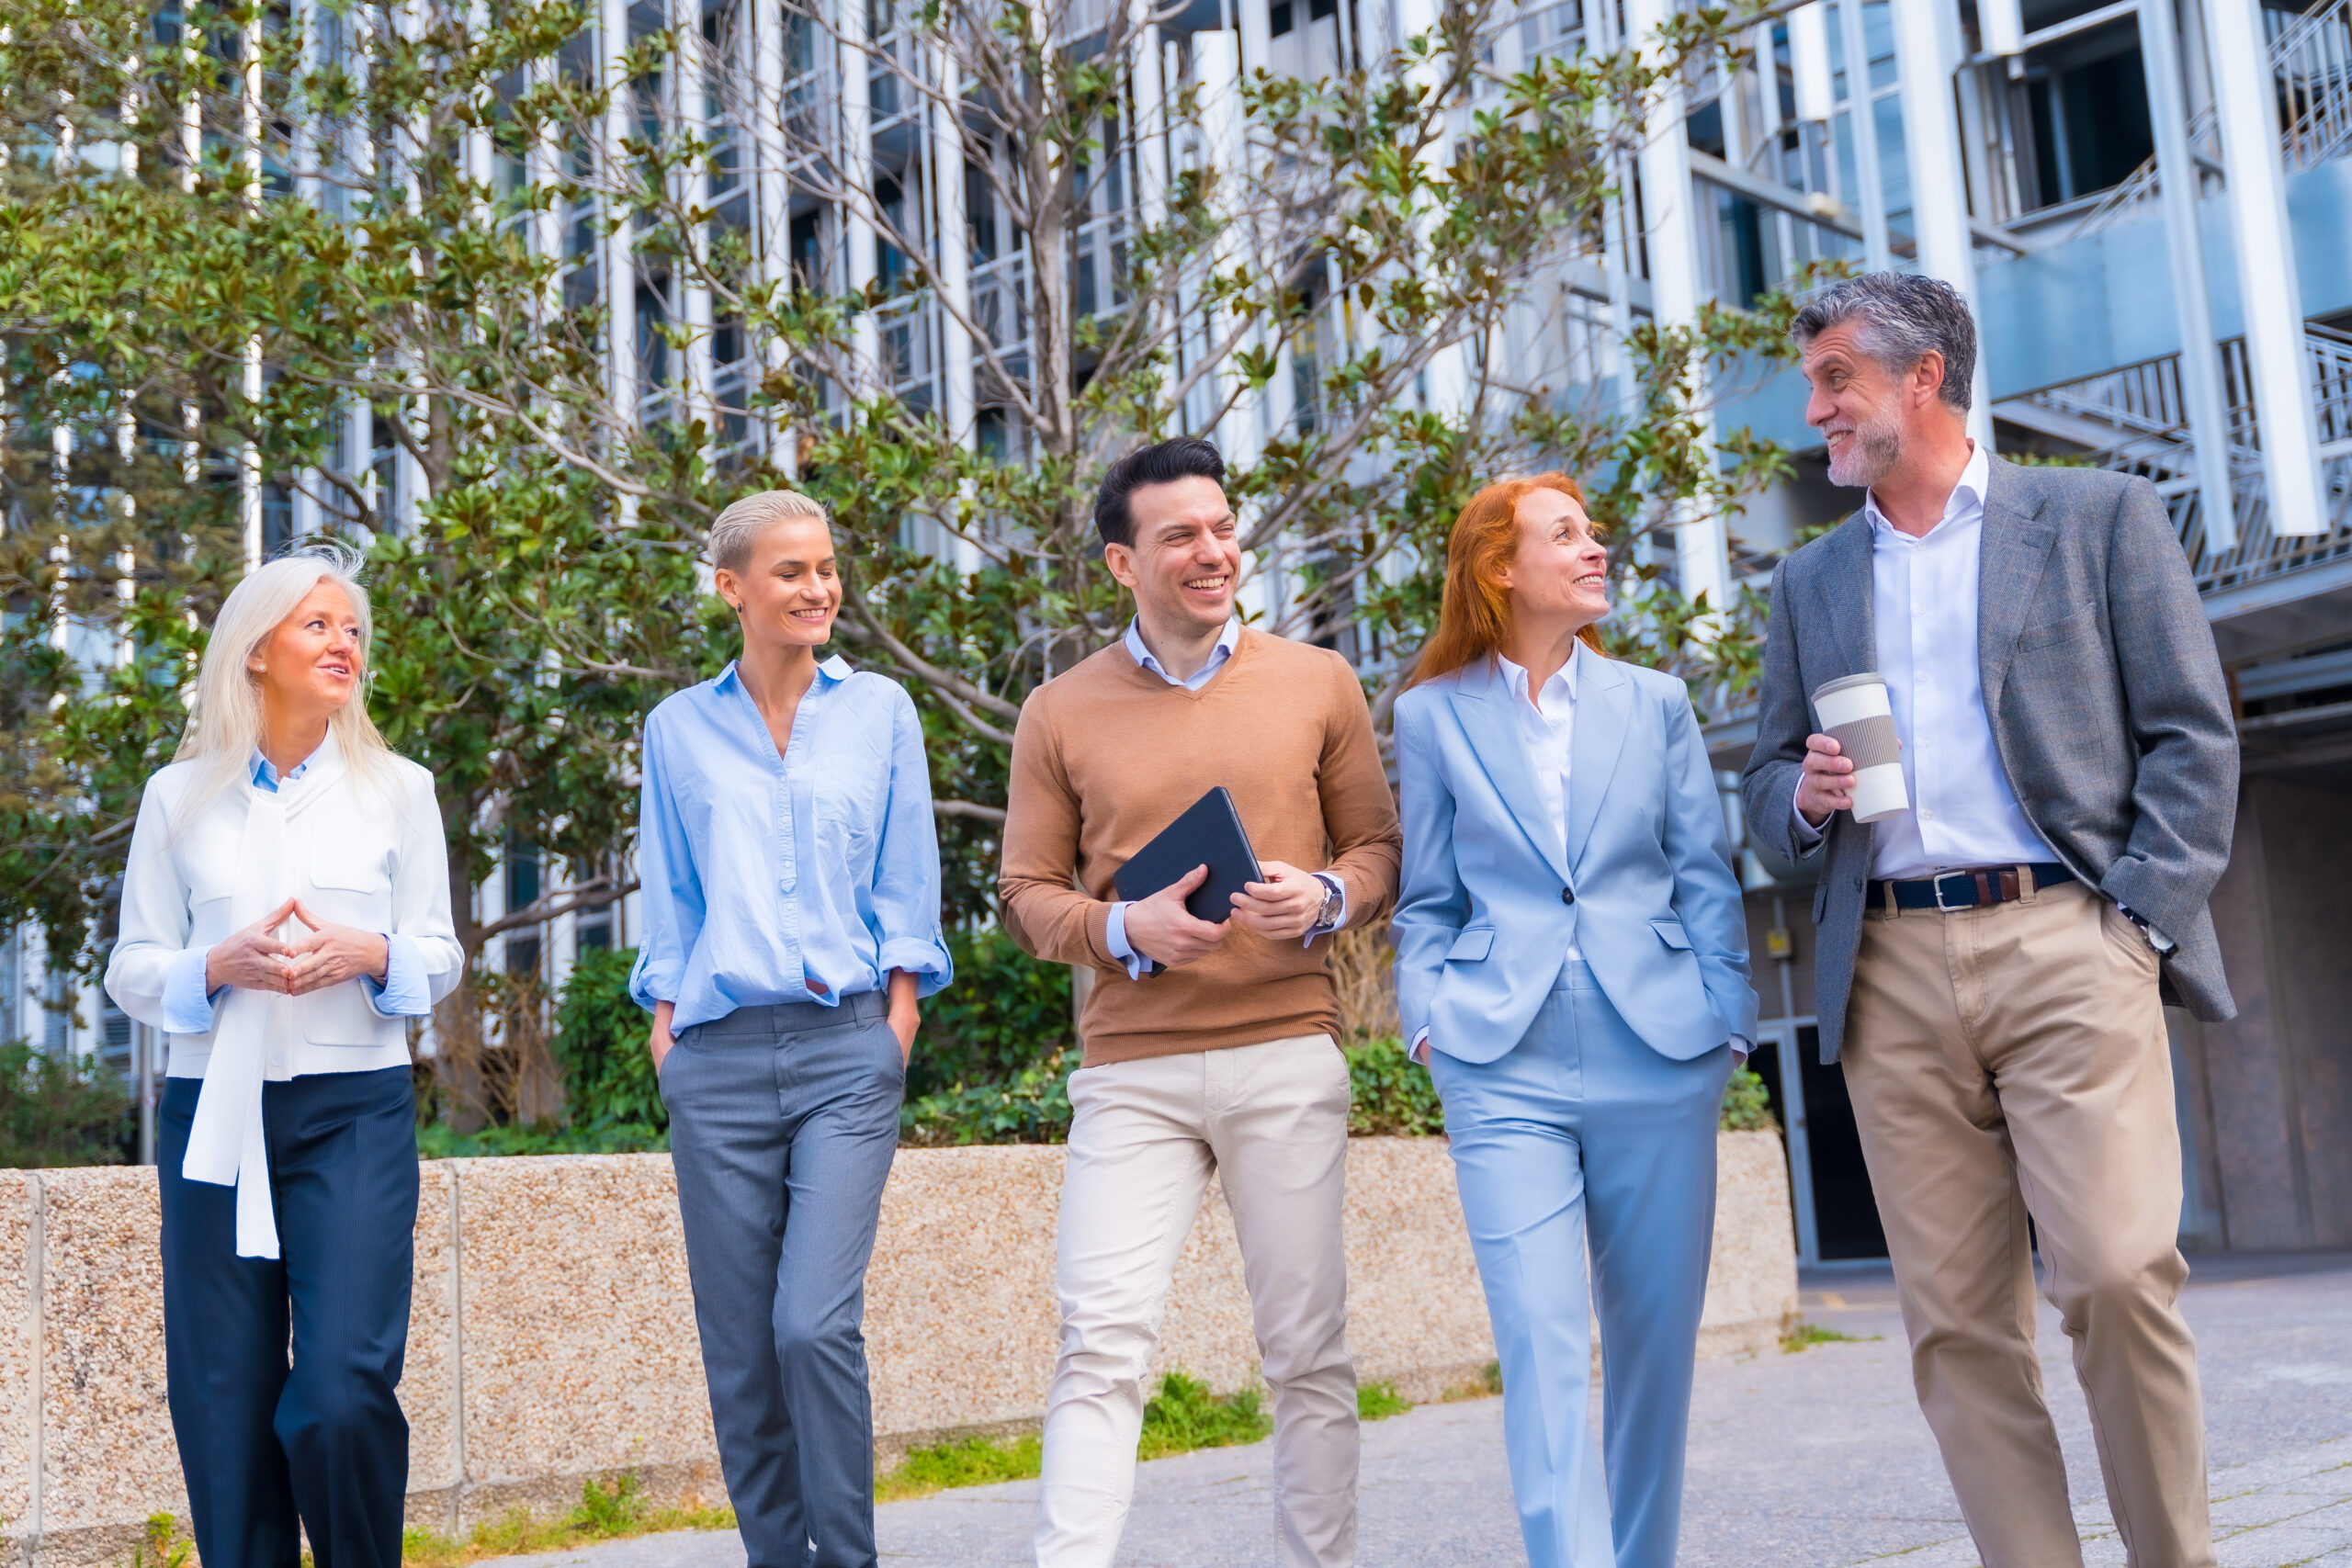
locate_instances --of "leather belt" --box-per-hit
[1870,862,2076,913]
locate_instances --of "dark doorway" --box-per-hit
[1751,1024,1889,1261]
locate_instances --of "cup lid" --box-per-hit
[1812,672,1887,701]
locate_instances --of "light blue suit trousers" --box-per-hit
[1430,961,1734,1568]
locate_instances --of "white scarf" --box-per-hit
[179,741,344,1258]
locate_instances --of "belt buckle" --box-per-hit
[1931,870,1973,912]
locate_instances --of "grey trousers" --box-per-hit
[660,992,905,1568]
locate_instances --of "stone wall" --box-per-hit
[2,1134,1797,1566]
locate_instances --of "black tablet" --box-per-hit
[1112,786,1265,924]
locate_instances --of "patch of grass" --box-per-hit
[129,1515,192,1568]
[1357,1380,1413,1421]
[1136,1369,1274,1460]
[1442,1360,1505,1402]
[399,1473,734,1566]
[876,1432,1045,1502]
[1781,1321,1881,1354]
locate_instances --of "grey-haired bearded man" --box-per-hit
[1743,272,2238,1568]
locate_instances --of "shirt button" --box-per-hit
[1921,808,1936,820]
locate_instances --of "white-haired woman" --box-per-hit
[105,544,461,1568]
[632,490,951,1568]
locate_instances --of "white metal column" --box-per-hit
[1837,0,1894,271]
[604,0,641,453]
[1891,0,1992,446]
[840,0,879,385]
[1626,0,1731,618]
[2204,0,2324,535]
[753,0,793,468]
[2139,0,2236,549]
[933,43,978,457]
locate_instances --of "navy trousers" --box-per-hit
[661,991,905,1568]
[158,1066,419,1568]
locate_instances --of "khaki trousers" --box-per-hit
[1035,1034,1357,1568]
[1843,880,2212,1568]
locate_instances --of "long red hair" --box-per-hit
[1406,472,1605,690]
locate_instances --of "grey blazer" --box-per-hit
[1741,455,2239,1062]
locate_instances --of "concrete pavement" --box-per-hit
[475,1251,2352,1567]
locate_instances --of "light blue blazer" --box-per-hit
[1392,649,1758,1063]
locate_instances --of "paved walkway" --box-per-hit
[479,1252,2352,1567]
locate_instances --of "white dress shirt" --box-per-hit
[1794,442,2058,880]
[1495,649,1585,964]
[1103,616,1345,977]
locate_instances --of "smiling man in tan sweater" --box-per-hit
[1000,437,1400,1568]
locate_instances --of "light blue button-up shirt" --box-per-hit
[629,656,953,1032]
[159,748,431,1035]
[1102,618,1345,978]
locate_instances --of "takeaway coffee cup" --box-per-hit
[1811,672,1908,823]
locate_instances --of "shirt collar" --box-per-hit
[1493,643,1581,712]
[1124,616,1241,682]
[1863,440,1989,539]
[714,653,854,694]
[250,744,322,793]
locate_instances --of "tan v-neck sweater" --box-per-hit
[999,627,1402,1065]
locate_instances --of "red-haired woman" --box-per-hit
[1390,475,1758,1568]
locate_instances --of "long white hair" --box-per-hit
[172,542,395,829]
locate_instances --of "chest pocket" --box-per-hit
[310,829,390,894]
[810,743,889,847]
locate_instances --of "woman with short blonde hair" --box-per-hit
[633,490,952,1568]
[107,543,462,1568]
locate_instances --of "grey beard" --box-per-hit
[1826,408,1905,489]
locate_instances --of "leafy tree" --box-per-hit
[1,0,1812,1115]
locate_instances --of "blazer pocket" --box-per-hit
[1446,927,1496,962]
[1650,919,1694,951]
[2016,605,2097,652]
[1812,881,1829,923]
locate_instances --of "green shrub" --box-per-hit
[0,1039,133,1168]
[1343,1036,1445,1136]
[549,947,662,1134]
[909,928,1074,1100]
[1720,1063,1778,1133]
[900,1048,1077,1146]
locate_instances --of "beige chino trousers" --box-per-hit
[1035,1033,1358,1568]
[1843,879,2213,1568]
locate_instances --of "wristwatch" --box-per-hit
[1313,877,1344,933]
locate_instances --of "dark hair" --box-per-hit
[1093,436,1228,548]
[1791,271,1978,413]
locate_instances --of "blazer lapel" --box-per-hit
[1976,458,2059,711]
[1816,512,1877,682]
[1566,649,1630,870]
[1445,661,1573,885]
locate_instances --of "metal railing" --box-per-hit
[2008,325,2352,598]
[2072,0,2352,239]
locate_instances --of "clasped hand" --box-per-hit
[1124,859,1331,971]
[205,897,390,998]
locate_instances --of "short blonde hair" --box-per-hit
[707,490,831,575]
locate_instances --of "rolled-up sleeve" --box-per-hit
[870,689,953,998]
[629,715,703,1012]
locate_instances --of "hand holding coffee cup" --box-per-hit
[1800,673,1908,826]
